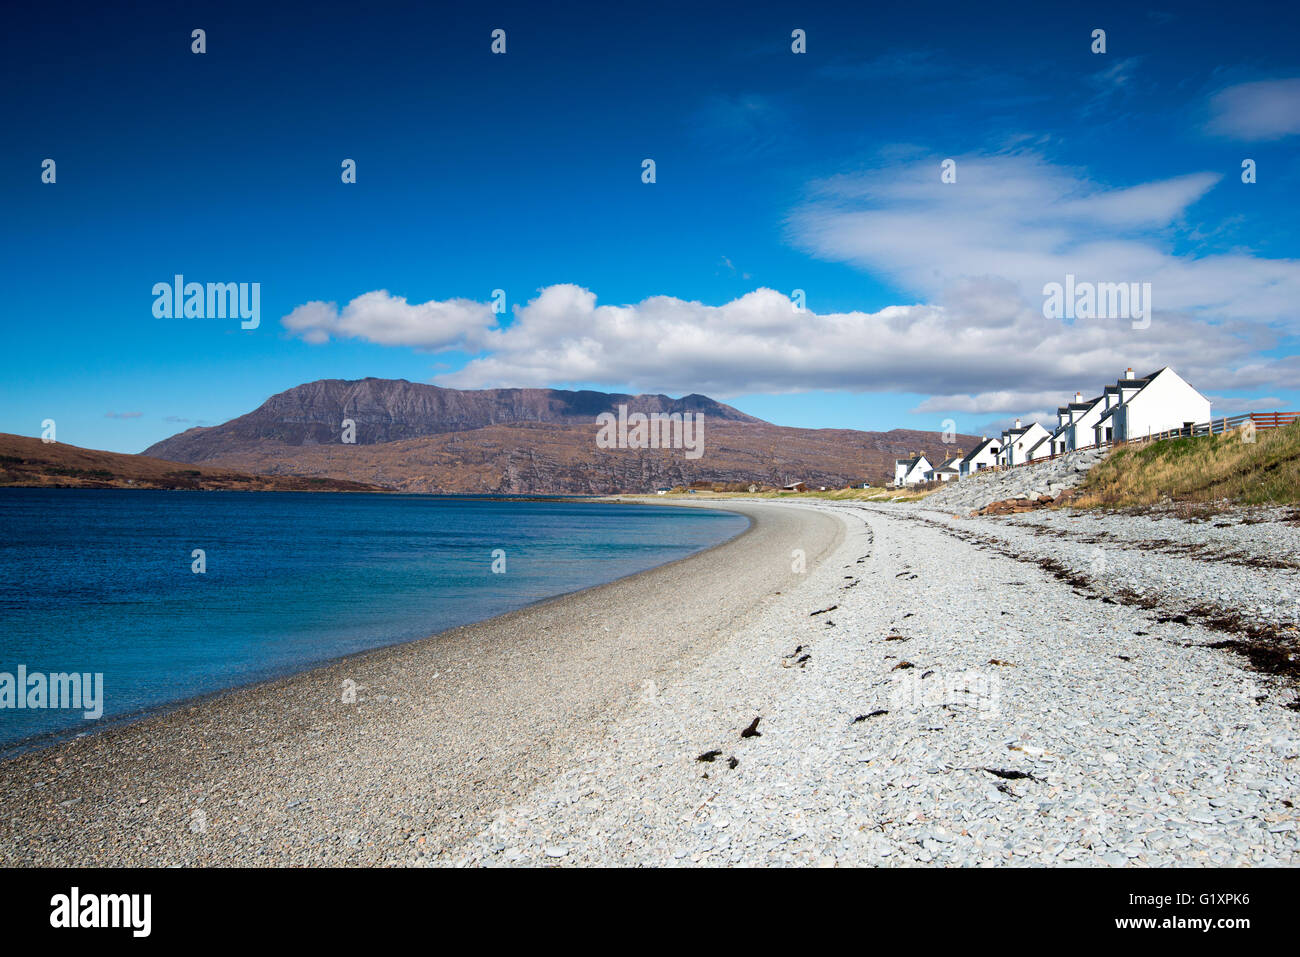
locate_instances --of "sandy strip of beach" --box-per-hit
[0,500,843,865]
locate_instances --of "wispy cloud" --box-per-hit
[104,411,142,419]
[718,255,751,280]
[817,50,948,83]
[687,92,798,162]
[1206,78,1300,140]
[1081,56,1142,116]
[788,151,1300,325]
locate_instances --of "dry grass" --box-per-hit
[1073,421,1300,507]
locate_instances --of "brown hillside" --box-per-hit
[187,420,977,494]
[0,434,388,492]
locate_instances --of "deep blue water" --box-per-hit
[0,489,747,752]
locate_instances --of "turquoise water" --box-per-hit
[0,489,747,751]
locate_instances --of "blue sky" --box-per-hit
[4,0,1299,453]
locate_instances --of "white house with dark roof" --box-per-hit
[1092,367,1210,446]
[1049,390,1109,455]
[999,420,1052,466]
[894,453,933,487]
[959,437,1001,477]
[1093,368,1152,443]
[924,450,964,483]
[964,367,1209,477]
[1026,431,1055,461]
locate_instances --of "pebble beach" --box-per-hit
[2,498,1298,866]
[458,499,1300,866]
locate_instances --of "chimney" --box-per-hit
[1014,418,1021,428]
[1123,367,1133,379]
[1074,391,1082,403]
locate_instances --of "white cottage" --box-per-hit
[959,437,1001,476]
[924,450,964,483]
[999,420,1052,466]
[1049,390,1109,455]
[1092,367,1211,445]
[894,453,933,487]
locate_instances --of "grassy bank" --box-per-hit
[1074,421,1300,507]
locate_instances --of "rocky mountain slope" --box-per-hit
[141,379,976,494]
[144,379,763,461]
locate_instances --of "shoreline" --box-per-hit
[0,499,845,866]
[0,498,750,761]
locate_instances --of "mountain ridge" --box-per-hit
[141,378,979,494]
[144,378,764,461]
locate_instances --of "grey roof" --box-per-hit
[1026,433,1054,455]
[960,437,999,463]
[1006,421,1046,438]
[1098,368,1171,425]
[1118,368,1162,389]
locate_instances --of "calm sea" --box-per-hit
[0,489,747,752]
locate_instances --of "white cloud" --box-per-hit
[912,391,1079,415]
[278,152,1299,413]
[1206,395,1285,414]
[283,290,495,350]
[981,410,1056,434]
[789,152,1300,325]
[276,278,1282,405]
[1207,78,1300,141]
